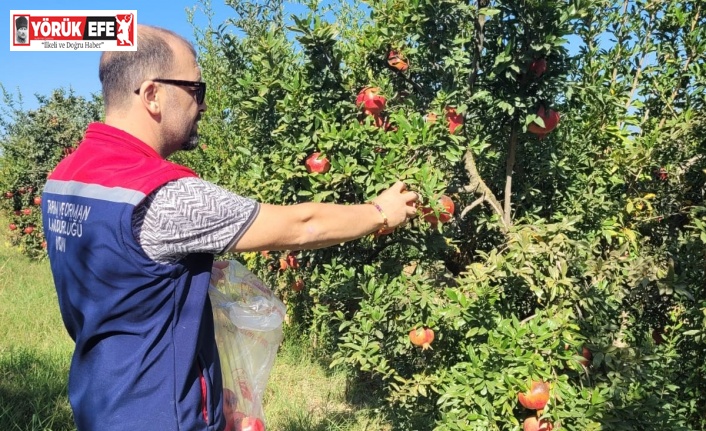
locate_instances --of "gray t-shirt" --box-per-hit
[132,177,259,263]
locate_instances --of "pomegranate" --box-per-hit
[292,279,304,292]
[579,346,592,367]
[23,226,34,235]
[239,416,265,431]
[518,381,550,410]
[652,328,665,345]
[387,50,409,72]
[422,195,455,226]
[33,196,42,206]
[445,107,464,134]
[286,253,299,269]
[409,327,434,350]
[9,223,17,231]
[356,87,386,115]
[22,208,31,216]
[305,152,331,174]
[523,416,553,431]
[529,58,547,77]
[527,106,560,135]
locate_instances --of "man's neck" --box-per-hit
[104,114,169,159]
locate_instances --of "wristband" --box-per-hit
[368,201,389,234]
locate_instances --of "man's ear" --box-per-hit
[136,81,161,115]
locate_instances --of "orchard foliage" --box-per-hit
[0,87,102,258]
[182,0,706,429]
[0,0,704,429]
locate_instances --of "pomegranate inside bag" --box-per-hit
[209,260,286,431]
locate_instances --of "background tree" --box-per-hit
[0,87,102,258]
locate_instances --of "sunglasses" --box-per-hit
[134,79,206,105]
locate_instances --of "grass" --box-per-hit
[0,219,389,431]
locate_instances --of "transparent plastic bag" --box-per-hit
[209,260,286,431]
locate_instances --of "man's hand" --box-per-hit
[370,181,420,231]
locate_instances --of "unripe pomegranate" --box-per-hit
[409,327,434,350]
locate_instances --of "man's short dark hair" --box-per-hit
[98,25,197,112]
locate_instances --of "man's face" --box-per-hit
[161,41,207,153]
[17,26,27,41]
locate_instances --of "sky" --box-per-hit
[2,1,587,113]
[1,0,280,111]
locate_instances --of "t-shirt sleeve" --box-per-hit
[132,177,260,263]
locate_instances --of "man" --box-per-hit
[15,16,28,44]
[41,24,417,431]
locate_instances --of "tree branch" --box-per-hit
[468,0,490,95]
[448,150,508,233]
[503,124,519,227]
